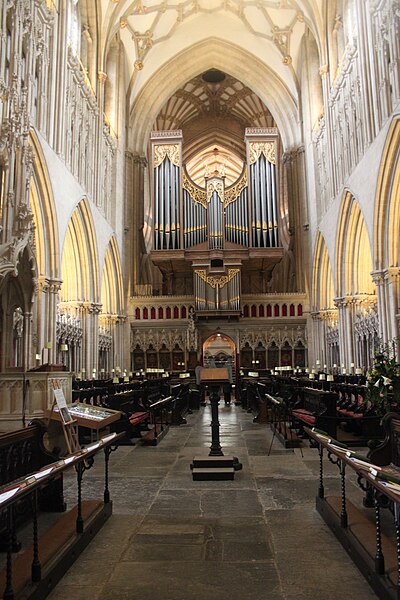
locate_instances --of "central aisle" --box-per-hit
[48,404,377,600]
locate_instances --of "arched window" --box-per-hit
[166,306,171,319]
[143,307,148,320]
[181,306,187,318]
[297,304,303,316]
[135,307,141,320]
[150,307,156,320]
[266,304,272,317]
[290,304,295,317]
[243,305,249,317]
[282,304,287,317]
[274,304,280,317]
[259,305,265,317]
[158,307,164,320]
[251,305,257,317]
[174,306,179,319]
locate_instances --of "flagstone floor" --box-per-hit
[47,404,379,600]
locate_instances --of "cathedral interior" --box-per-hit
[1,0,400,599]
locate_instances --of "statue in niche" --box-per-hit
[13,307,23,368]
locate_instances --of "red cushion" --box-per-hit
[292,410,316,424]
[129,411,149,425]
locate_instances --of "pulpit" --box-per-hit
[190,367,242,480]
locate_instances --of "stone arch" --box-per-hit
[335,191,374,299]
[100,236,124,318]
[30,130,59,281]
[374,117,400,271]
[60,199,99,304]
[311,231,334,311]
[129,38,300,154]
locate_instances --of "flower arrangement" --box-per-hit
[366,347,400,416]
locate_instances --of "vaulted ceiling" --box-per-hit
[153,69,277,186]
[97,1,324,151]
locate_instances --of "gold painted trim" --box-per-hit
[224,172,248,207]
[206,181,224,204]
[153,144,180,168]
[195,268,240,289]
[182,172,207,208]
[249,142,276,165]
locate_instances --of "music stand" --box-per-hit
[190,367,242,480]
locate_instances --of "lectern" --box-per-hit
[190,367,242,480]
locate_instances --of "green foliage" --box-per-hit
[366,345,400,415]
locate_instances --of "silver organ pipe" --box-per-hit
[159,160,165,248]
[242,187,249,246]
[270,162,279,246]
[164,160,171,248]
[209,190,223,250]
[182,190,207,249]
[152,137,182,251]
[249,150,278,248]
[154,163,159,249]
[265,155,273,247]
[260,156,267,247]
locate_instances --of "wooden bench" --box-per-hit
[291,387,337,438]
[306,423,400,600]
[0,422,65,550]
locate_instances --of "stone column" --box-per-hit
[52,0,68,155]
[371,270,387,343]
[282,146,309,294]
[130,153,148,294]
[384,268,400,345]
[310,312,324,367]
[47,280,62,364]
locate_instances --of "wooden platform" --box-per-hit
[0,500,112,600]
[316,495,397,600]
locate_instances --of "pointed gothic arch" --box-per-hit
[60,199,99,303]
[311,231,334,311]
[30,130,59,280]
[129,38,300,153]
[374,117,400,271]
[100,236,124,318]
[335,191,374,299]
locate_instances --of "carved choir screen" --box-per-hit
[151,128,280,252]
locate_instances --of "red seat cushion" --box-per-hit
[292,410,316,425]
[129,411,149,425]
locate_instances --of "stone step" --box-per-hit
[192,467,235,481]
[191,455,237,468]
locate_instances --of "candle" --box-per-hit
[327,375,334,382]
[309,373,315,379]
[319,374,326,381]
[35,353,41,360]
[333,364,337,368]
[355,368,362,375]
[342,368,347,374]
[316,359,320,366]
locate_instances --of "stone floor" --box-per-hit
[46,404,379,600]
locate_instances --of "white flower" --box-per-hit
[382,376,392,386]
[374,378,381,387]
